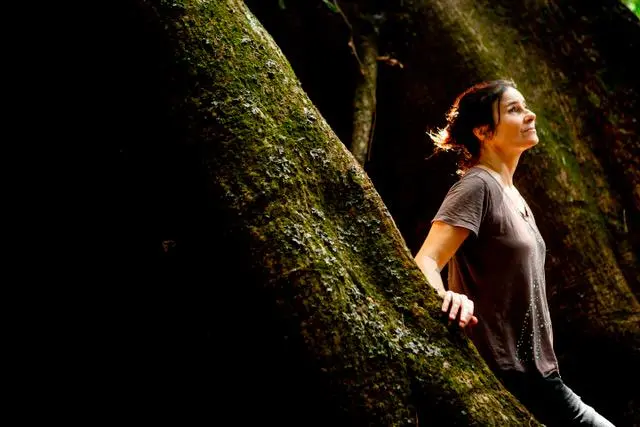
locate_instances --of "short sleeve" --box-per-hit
[432,175,488,237]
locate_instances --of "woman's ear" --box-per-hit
[473,125,490,142]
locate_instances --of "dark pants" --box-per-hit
[497,370,615,426]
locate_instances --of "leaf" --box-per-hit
[278,0,286,10]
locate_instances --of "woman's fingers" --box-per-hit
[449,293,463,321]
[442,290,453,313]
[459,298,474,327]
[469,315,479,326]
[441,291,478,329]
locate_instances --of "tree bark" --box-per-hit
[109,0,546,424]
[350,31,378,166]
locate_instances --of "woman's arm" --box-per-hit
[415,221,478,328]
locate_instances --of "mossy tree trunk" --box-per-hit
[107,0,548,425]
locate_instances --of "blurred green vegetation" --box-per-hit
[624,0,639,16]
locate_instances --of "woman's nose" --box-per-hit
[525,109,536,122]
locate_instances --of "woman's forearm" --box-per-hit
[415,255,446,297]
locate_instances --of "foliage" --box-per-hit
[625,0,640,15]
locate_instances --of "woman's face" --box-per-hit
[486,87,538,152]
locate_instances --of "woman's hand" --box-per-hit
[442,290,478,328]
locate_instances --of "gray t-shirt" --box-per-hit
[433,167,559,377]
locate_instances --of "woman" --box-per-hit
[415,80,615,426]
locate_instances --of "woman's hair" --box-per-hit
[428,79,516,172]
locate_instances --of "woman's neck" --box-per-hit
[476,151,521,188]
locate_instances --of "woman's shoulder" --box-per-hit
[459,167,502,192]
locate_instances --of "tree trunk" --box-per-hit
[107,0,545,424]
[350,31,378,166]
